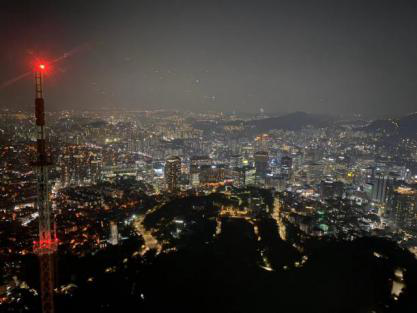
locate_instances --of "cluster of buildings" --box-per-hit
[1,109,417,296]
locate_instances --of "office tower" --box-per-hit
[390,185,417,230]
[59,156,70,187]
[190,155,212,173]
[199,165,225,184]
[109,221,119,245]
[281,155,293,176]
[230,167,244,188]
[371,173,389,203]
[89,159,102,183]
[254,151,268,184]
[230,154,243,168]
[266,174,287,192]
[243,166,256,186]
[305,162,325,185]
[189,155,211,187]
[165,156,181,192]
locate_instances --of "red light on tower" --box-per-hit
[37,63,47,73]
[35,62,48,73]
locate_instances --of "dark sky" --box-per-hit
[1,0,416,116]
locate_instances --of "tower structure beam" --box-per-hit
[32,65,57,313]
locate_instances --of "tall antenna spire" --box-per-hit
[32,62,57,313]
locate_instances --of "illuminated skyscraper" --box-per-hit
[165,156,181,193]
[199,165,225,184]
[371,173,389,203]
[281,155,293,176]
[243,166,256,186]
[230,154,243,168]
[390,185,417,230]
[254,151,268,184]
[189,155,211,188]
[109,221,119,245]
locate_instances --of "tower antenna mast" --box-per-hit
[32,63,57,313]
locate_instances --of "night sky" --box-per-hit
[1,0,416,115]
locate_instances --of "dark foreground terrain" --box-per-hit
[4,215,417,313]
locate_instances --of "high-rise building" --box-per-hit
[390,185,417,230]
[189,155,211,187]
[109,221,118,245]
[243,166,256,186]
[229,167,244,188]
[371,173,389,203]
[165,156,181,192]
[254,151,268,184]
[230,154,243,168]
[266,174,287,191]
[304,161,325,185]
[199,165,225,184]
[89,159,102,183]
[281,155,293,176]
[190,155,211,173]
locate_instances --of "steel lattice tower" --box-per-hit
[32,64,58,313]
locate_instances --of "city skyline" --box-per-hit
[1,2,417,313]
[2,107,417,312]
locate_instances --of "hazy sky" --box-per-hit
[1,0,416,115]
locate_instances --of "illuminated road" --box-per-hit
[133,211,162,255]
[272,196,287,241]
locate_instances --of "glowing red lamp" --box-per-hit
[35,62,48,73]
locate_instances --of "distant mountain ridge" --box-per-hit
[192,111,417,138]
[360,112,417,138]
[245,111,335,133]
[191,111,335,134]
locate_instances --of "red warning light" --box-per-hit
[35,62,48,73]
